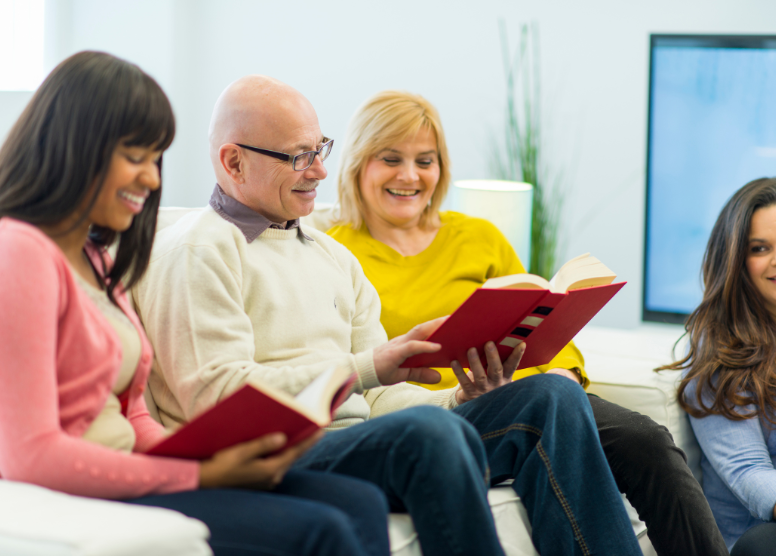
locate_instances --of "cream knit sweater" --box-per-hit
[133,207,457,429]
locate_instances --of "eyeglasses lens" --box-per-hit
[320,141,333,161]
[292,141,333,171]
[293,152,314,171]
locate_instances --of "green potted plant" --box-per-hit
[490,20,564,280]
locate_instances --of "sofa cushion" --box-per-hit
[0,480,211,556]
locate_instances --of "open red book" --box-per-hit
[146,366,357,460]
[403,253,625,370]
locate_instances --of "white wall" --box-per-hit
[0,92,32,144]
[4,0,776,328]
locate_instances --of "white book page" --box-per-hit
[294,366,337,413]
[549,253,616,293]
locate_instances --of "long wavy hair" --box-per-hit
[0,51,175,303]
[335,90,451,230]
[660,177,776,423]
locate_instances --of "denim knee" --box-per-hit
[296,504,363,556]
[348,477,391,517]
[388,406,487,468]
[520,373,587,401]
[395,406,480,442]
[501,373,590,416]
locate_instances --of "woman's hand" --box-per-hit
[198,430,323,490]
[372,317,446,385]
[452,341,526,405]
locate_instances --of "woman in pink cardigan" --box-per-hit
[0,51,389,556]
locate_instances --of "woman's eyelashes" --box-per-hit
[749,243,770,254]
[379,156,435,167]
[123,148,161,165]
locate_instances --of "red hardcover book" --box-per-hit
[403,253,625,370]
[146,366,356,460]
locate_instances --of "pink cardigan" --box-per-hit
[0,218,199,499]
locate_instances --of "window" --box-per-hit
[0,0,44,91]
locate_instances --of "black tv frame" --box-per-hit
[642,34,776,325]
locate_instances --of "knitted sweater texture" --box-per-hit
[133,208,456,429]
[0,218,199,499]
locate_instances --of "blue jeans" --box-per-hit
[293,405,505,556]
[453,374,641,556]
[125,469,390,556]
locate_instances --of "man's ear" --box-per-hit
[219,144,245,184]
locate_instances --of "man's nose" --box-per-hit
[304,153,327,180]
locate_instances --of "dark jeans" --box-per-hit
[297,375,641,556]
[125,469,390,556]
[293,405,505,556]
[454,374,641,556]
[588,393,729,556]
[729,523,776,556]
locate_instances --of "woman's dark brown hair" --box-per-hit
[661,177,776,423]
[0,51,175,303]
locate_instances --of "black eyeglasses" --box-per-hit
[236,138,334,171]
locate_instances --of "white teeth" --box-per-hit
[387,189,419,197]
[118,190,146,205]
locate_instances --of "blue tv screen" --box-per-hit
[644,35,776,323]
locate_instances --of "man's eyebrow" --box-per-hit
[290,136,326,152]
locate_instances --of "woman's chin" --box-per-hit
[377,211,424,229]
[95,216,134,233]
[380,204,427,224]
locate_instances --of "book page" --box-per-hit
[293,365,355,422]
[294,367,338,413]
[483,273,550,290]
[549,253,617,293]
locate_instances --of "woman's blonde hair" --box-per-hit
[335,90,451,229]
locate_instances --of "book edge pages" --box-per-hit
[550,253,617,293]
[291,365,356,423]
[482,273,551,290]
[243,379,325,426]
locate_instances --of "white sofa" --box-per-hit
[0,206,697,555]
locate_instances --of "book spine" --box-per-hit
[495,294,565,360]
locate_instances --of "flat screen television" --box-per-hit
[643,34,776,324]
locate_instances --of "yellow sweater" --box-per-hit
[328,211,588,390]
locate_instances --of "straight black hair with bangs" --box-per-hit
[0,50,175,302]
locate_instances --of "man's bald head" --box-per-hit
[208,75,327,223]
[209,76,315,176]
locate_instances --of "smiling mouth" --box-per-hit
[118,190,147,205]
[387,189,420,197]
[292,182,318,193]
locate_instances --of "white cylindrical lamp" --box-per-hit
[451,180,534,267]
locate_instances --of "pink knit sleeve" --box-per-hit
[0,226,200,499]
[127,393,169,452]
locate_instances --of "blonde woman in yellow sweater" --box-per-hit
[328,90,727,556]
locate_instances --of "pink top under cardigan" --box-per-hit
[0,218,199,499]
